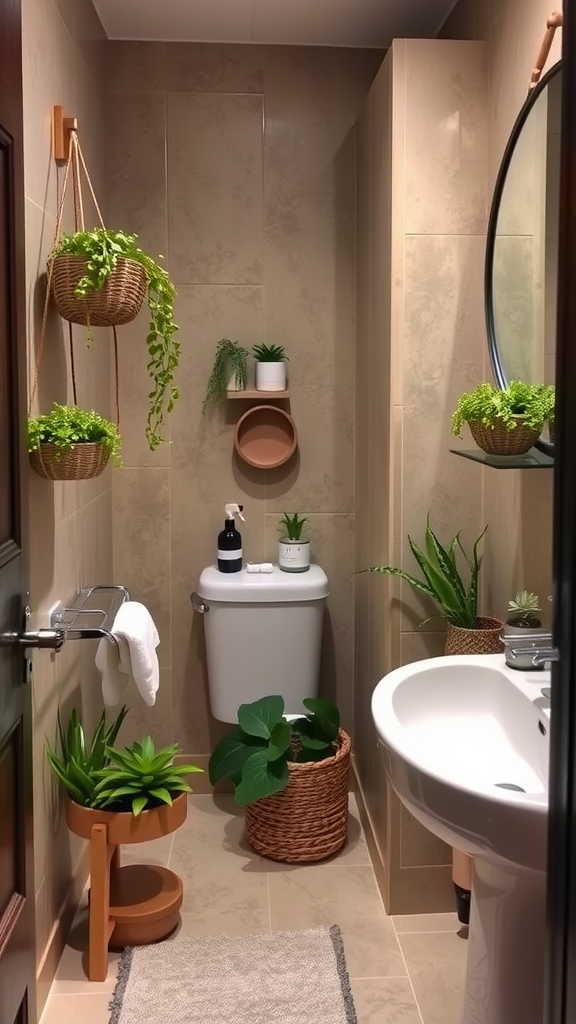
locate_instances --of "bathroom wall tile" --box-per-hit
[400,805,452,868]
[165,42,263,93]
[404,39,487,235]
[107,41,167,92]
[400,631,446,664]
[397,931,468,1024]
[167,92,264,286]
[114,308,173,469]
[393,912,459,934]
[112,468,171,668]
[351,978,421,1023]
[268,866,406,979]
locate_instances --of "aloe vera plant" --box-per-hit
[363,516,488,629]
[45,706,128,807]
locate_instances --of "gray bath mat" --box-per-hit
[109,925,357,1024]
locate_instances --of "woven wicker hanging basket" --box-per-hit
[245,729,351,863]
[51,254,147,328]
[30,442,110,481]
[445,616,504,656]
[468,417,541,456]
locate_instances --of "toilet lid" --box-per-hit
[197,565,329,602]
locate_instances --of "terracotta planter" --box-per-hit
[468,417,541,456]
[66,791,187,844]
[445,616,504,656]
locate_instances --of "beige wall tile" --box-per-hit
[107,41,167,92]
[400,631,446,663]
[167,92,264,286]
[400,805,452,868]
[165,43,263,93]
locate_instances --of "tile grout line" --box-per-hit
[266,872,272,932]
[392,919,426,1024]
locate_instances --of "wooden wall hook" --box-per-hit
[53,105,78,163]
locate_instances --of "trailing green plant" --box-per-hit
[45,706,128,807]
[507,590,542,628]
[451,381,555,437]
[203,337,249,413]
[279,512,308,541]
[91,736,203,816]
[52,229,179,450]
[362,515,488,629]
[252,343,289,362]
[28,403,122,465]
[209,695,340,806]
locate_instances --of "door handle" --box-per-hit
[0,629,65,651]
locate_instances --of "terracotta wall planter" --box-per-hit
[66,790,187,844]
[445,616,504,655]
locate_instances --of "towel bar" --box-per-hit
[50,585,130,649]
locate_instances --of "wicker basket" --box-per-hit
[30,442,110,480]
[245,729,351,863]
[445,616,504,655]
[468,417,541,456]
[51,255,147,327]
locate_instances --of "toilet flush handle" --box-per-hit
[190,592,209,614]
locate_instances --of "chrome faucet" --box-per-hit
[503,631,560,670]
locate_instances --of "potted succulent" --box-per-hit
[278,512,310,572]
[506,591,543,631]
[209,695,350,863]
[28,403,122,480]
[451,381,555,456]
[203,337,250,412]
[253,343,289,392]
[50,229,180,451]
[363,515,503,655]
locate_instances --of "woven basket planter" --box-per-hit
[245,729,351,863]
[30,442,110,481]
[445,616,504,655]
[468,417,541,456]
[51,255,147,327]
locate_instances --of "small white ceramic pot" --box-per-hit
[278,539,310,573]
[256,361,286,392]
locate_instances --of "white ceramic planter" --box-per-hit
[256,361,286,392]
[279,539,310,573]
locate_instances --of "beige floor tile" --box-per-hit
[175,867,270,936]
[121,834,174,867]
[41,992,111,1024]
[169,794,269,876]
[397,931,467,1024]
[352,978,422,1024]
[393,912,459,934]
[50,912,120,994]
[268,865,406,980]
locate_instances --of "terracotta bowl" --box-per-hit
[234,405,297,469]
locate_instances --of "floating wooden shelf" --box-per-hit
[227,390,290,399]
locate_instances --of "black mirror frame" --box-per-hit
[484,60,561,456]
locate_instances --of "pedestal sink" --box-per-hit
[371,654,549,1024]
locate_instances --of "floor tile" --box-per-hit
[268,865,406,980]
[393,912,459,934]
[41,992,111,1024]
[397,931,467,1024]
[169,793,269,876]
[50,912,120,995]
[121,834,174,867]
[352,978,422,1024]
[172,868,270,936]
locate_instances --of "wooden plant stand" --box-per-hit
[66,794,187,982]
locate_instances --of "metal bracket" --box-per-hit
[190,592,209,614]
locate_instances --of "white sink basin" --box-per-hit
[372,654,550,1024]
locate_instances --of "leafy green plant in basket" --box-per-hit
[91,736,203,816]
[203,337,250,413]
[45,705,129,807]
[52,229,179,450]
[28,403,122,464]
[208,695,341,806]
[361,515,488,629]
[451,381,555,436]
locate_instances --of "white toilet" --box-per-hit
[195,565,329,723]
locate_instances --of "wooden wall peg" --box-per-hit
[52,105,78,162]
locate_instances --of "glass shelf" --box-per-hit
[450,448,554,469]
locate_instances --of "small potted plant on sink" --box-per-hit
[28,403,122,480]
[203,337,250,412]
[209,695,350,863]
[506,591,543,633]
[253,342,289,392]
[278,512,310,572]
[451,381,555,456]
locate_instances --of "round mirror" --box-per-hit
[485,61,561,453]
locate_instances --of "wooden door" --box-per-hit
[0,0,36,1022]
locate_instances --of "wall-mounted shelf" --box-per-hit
[450,448,554,469]
[227,390,290,400]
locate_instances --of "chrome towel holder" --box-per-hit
[50,585,130,649]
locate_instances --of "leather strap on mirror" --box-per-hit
[530,10,563,90]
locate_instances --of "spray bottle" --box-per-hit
[217,503,245,573]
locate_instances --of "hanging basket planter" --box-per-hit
[30,441,111,480]
[51,254,147,328]
[468,417,541,456]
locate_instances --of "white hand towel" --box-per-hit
[96,601,160,708]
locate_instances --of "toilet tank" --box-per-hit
[196,565,330,724]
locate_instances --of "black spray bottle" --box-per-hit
[217,503,245,573]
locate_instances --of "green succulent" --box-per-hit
[451,381,555,436]
[91,736,203,816]
[279,512,308,541]
[203,338,249,413]
[28,403,122,465]
[45,706,128,807]
[52,229,179,450]
[507,590,542,628]
[252,343,289,362]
